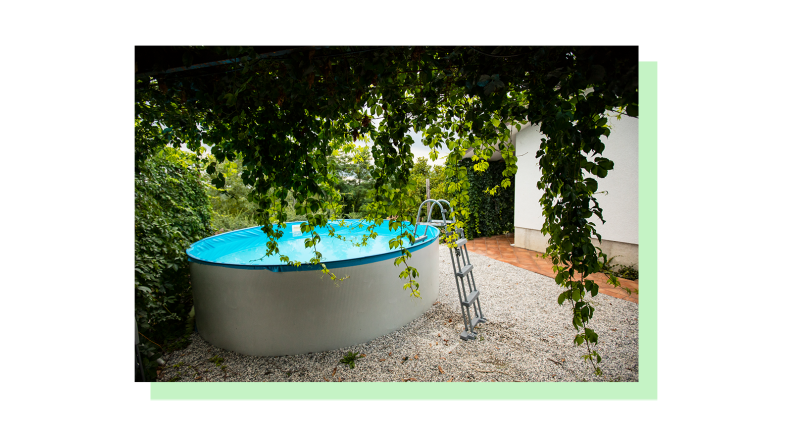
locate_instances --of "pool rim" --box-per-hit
[186,220,440,272]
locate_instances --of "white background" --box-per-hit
[2,1,789,444]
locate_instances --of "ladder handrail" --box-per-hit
[413,199,456,238]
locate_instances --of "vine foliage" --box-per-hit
[451,158,515,239]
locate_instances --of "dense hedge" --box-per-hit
[456,158,515,239]
[135,147,213,380]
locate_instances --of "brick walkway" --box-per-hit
[460,233,638,304]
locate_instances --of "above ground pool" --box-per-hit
[187,220,440,356]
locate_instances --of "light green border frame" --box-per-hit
[151,61,658,400]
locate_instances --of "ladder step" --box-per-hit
[461,290,479,307]
[455,264,473,277]
[460,331,477,341]
[419,221,446,227]
[471,316,486,327]
[452,237,467,246]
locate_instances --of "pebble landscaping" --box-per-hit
[157,245,639,383]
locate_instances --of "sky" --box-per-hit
[405,129,451,166]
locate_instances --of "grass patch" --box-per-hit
[339,351,362,369]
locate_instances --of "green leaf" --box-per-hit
[585,328,599,344]
[584,178,598,193]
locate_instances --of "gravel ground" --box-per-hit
[158,245,638,383]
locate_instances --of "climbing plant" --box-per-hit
[135,46,637,375]
[450,158,515,239]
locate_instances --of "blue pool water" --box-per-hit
[186,220,439,271]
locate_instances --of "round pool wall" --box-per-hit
[186,220,439,356]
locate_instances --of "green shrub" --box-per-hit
[599,255,639,281]
[617,265,639,281]
[206,155,315,232]
[135,147,214,380]
[211,212,258,233]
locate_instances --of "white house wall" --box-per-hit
[513,114,639,267]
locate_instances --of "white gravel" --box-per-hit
[158,245,638,382]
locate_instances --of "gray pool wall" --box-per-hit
[190,238,439,356]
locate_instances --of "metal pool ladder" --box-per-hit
[413,199,486,341]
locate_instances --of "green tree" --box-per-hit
[205,154,260,231]
[408,157,447,221]
[328,141,374,217]
[207,152,323,230]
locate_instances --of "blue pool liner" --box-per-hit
[186,220,439,272]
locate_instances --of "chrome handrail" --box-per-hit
[413,199,455,240]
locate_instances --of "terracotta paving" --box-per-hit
[460,233,638,304]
